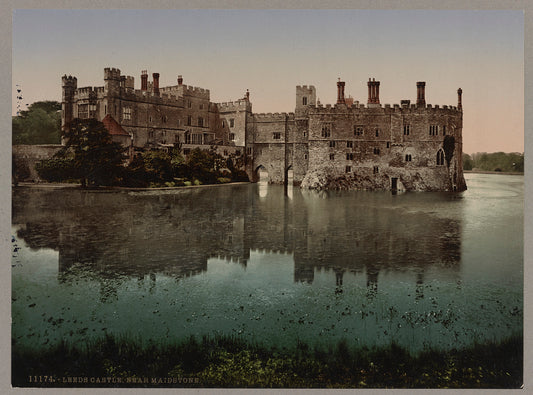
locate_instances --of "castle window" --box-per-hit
[373,147,380,155]
[199,103,204,110]
[78,104,89,119]
[229,133,235,141]
[188,100,192,108]
[177,119,181,127]
[230,118,235,128]
[246,147,252,155]
[442,125,446,135]
[304,154,308,160]
[198,117,204,127]
[302,96,307,105]
[273,132,281,140]
[405,154,412,162]
[403,125,410,135]
[330,153,335,160]
[191,133,202,144]
[187,115,192,126]
[373,166,379,174]
[329,140,336,148]
[104,105,107,114]
[437,149,445,166]
[429,125,439,136]
[387,142,390,148]
[347,141,353,148]
[222,120,225,128]
[354,126,364,136]
[149,116,152,123]
[224,150,228,156]
[375,128,379,137]
[321,125,331,138]
[345,166,352,173]
[185,132,191,144]
[303,131,307,137]
[346,153,354,160]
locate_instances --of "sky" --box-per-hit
[12,9,524,154]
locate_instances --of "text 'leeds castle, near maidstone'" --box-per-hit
[60,67,466,191]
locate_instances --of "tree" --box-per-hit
[12,101,61,145]
[58,118,127,186]
[462,153,473,170]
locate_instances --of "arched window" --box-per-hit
[405,154,412,162]
[437,149,445,166]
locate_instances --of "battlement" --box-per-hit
[181,85,210,97]
[296,85,315,91]
[62,75,77,86]
[254,112,294,120]
[309,102,460,115]
[218,99,250,111]
[104,67,121,80]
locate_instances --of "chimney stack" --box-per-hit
[245,89,250,101]
[457,88,462,110]
[178,75,183,85]
[367,78,380,104]
[153,73,160,95]
[141,70,148,91]
[416,81,426,107]
[337,78,345,104]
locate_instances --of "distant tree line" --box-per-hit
[12,101,62,145]
[463,152,524,173]
[32,118,248,187]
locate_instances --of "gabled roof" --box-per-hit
[102,115,130,137]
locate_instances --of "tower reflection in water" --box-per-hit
[13,183,461,302]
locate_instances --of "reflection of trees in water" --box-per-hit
[13,185,462,301]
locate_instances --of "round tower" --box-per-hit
[61,75,77,144]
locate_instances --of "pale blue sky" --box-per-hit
[12,9,524,153]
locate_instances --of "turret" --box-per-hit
[104,67,121,97]
[61,75,77,142]
[295,85,316,114]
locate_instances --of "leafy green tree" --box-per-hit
[186,148,221,183]
[12,101,61,145]
[462,153,473,170]
[58,118,126,186]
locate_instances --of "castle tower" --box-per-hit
[104,67,121,97]
[177,75,183,85]
[336,79,345,104]
[457,88,462,110]
[295,85,316,114]
[416,81,426,107]
[61,75,77,143]
[367,78,380,105]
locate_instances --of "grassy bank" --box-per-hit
[12,334,522,388]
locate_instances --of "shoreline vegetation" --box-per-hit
[12,334,522,388]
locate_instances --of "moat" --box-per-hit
[12,173,523,354]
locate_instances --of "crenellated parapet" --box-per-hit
[307,103,460,115]
[254,112,294,121]
[218,99,251,112]
[104,67,121,81]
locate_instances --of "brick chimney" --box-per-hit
[336,78,345,104]
[141,70,148,91]
[457,88,462,110]
[367,78,380,104]
[245,89,250,101]
[152,73,160,95]
[177,75,183,85]
[416,81,426,107]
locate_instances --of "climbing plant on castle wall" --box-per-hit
[443,136,455,167]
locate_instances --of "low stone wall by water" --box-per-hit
[13,144,63,182]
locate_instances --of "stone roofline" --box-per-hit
[307,103,461,113]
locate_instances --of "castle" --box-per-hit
[60,67,466,191]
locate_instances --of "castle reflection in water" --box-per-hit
[13,183,462,299]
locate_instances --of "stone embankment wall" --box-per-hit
[13,145,63,182]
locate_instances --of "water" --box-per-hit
[11,173,523,353]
